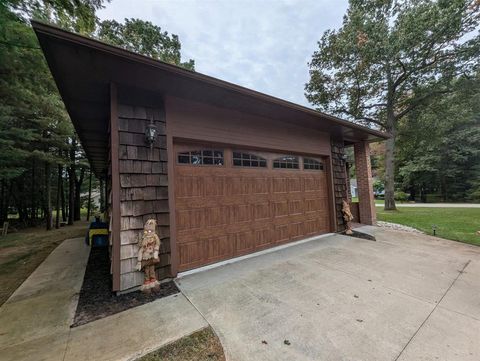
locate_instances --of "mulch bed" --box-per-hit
[72,247,179,328]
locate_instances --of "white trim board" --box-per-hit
[176,232,334,278]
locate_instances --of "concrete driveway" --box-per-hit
[176,227,480,361]
[0,238,207,361]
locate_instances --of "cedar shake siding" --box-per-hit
[117,104,170,291]
[330,138,348,231]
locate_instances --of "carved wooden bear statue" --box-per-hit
[136,219,161,293]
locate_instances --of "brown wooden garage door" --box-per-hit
[174,144,331,271]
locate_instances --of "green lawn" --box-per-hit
[376,207,480,246]
[139,327,225,361]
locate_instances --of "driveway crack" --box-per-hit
[175,281,219,336]
[393,260,471,361]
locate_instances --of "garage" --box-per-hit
[174,143,331,271]
[34,21,387,292]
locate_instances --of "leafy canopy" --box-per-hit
[396,74,480,201]
[0,2,73,180]
[6,0,106,33]
[305,0,480,129]
[97,18,195,70]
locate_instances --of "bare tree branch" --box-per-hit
[359,103,388,110]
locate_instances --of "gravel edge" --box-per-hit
[376,221,424,234]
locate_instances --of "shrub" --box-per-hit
[373,180,384,195]
[394,191,408,202]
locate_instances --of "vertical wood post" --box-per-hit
[166,131,178,277]
[110,83,121,292]
[164,98,178,277]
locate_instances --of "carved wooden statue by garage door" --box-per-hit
[136,219,161,293]
[342,199,354,235]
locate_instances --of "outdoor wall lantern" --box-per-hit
[145,121,157,148]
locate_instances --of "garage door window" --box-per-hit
[177,150,224,165]
[304,158,324,170]
[233,151,267,167]
[273,155,299,169]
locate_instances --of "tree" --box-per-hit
[305,0,480,210]
[396,75,480,202]
[0,0,104,228]
[7,0,106,34]
[0,2,72,227]
[97,18,195,70]
[0,1,193,229]
[55,159,62,228]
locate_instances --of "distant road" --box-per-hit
[375,203,480,208]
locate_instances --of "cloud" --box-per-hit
[97,0,348,107]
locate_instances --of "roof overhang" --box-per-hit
[32,21,389,176]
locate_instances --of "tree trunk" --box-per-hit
[68,170,75,225]
[86,168,92,221]
[68,139,76,225]
[420,185,427,203]
[408,183,416,202]
[0,180,5,223]
[45,161,52,230]
[440,174,447,202]
[99,179,105,213]
[31,159,36,222]
[65,183,68,221]
[384,111,397,211]
[15,178,27,223]
[74,167,85,221]
[0,180,10,223]
[68,167,75,225]
[56,164,62,229]
[61,177,66,222]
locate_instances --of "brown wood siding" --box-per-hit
[174,144,331,272]
[165,96,332,156]
[331,138,348,231]
[117,103,170,291]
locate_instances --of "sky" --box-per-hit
[97,0,349,107]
